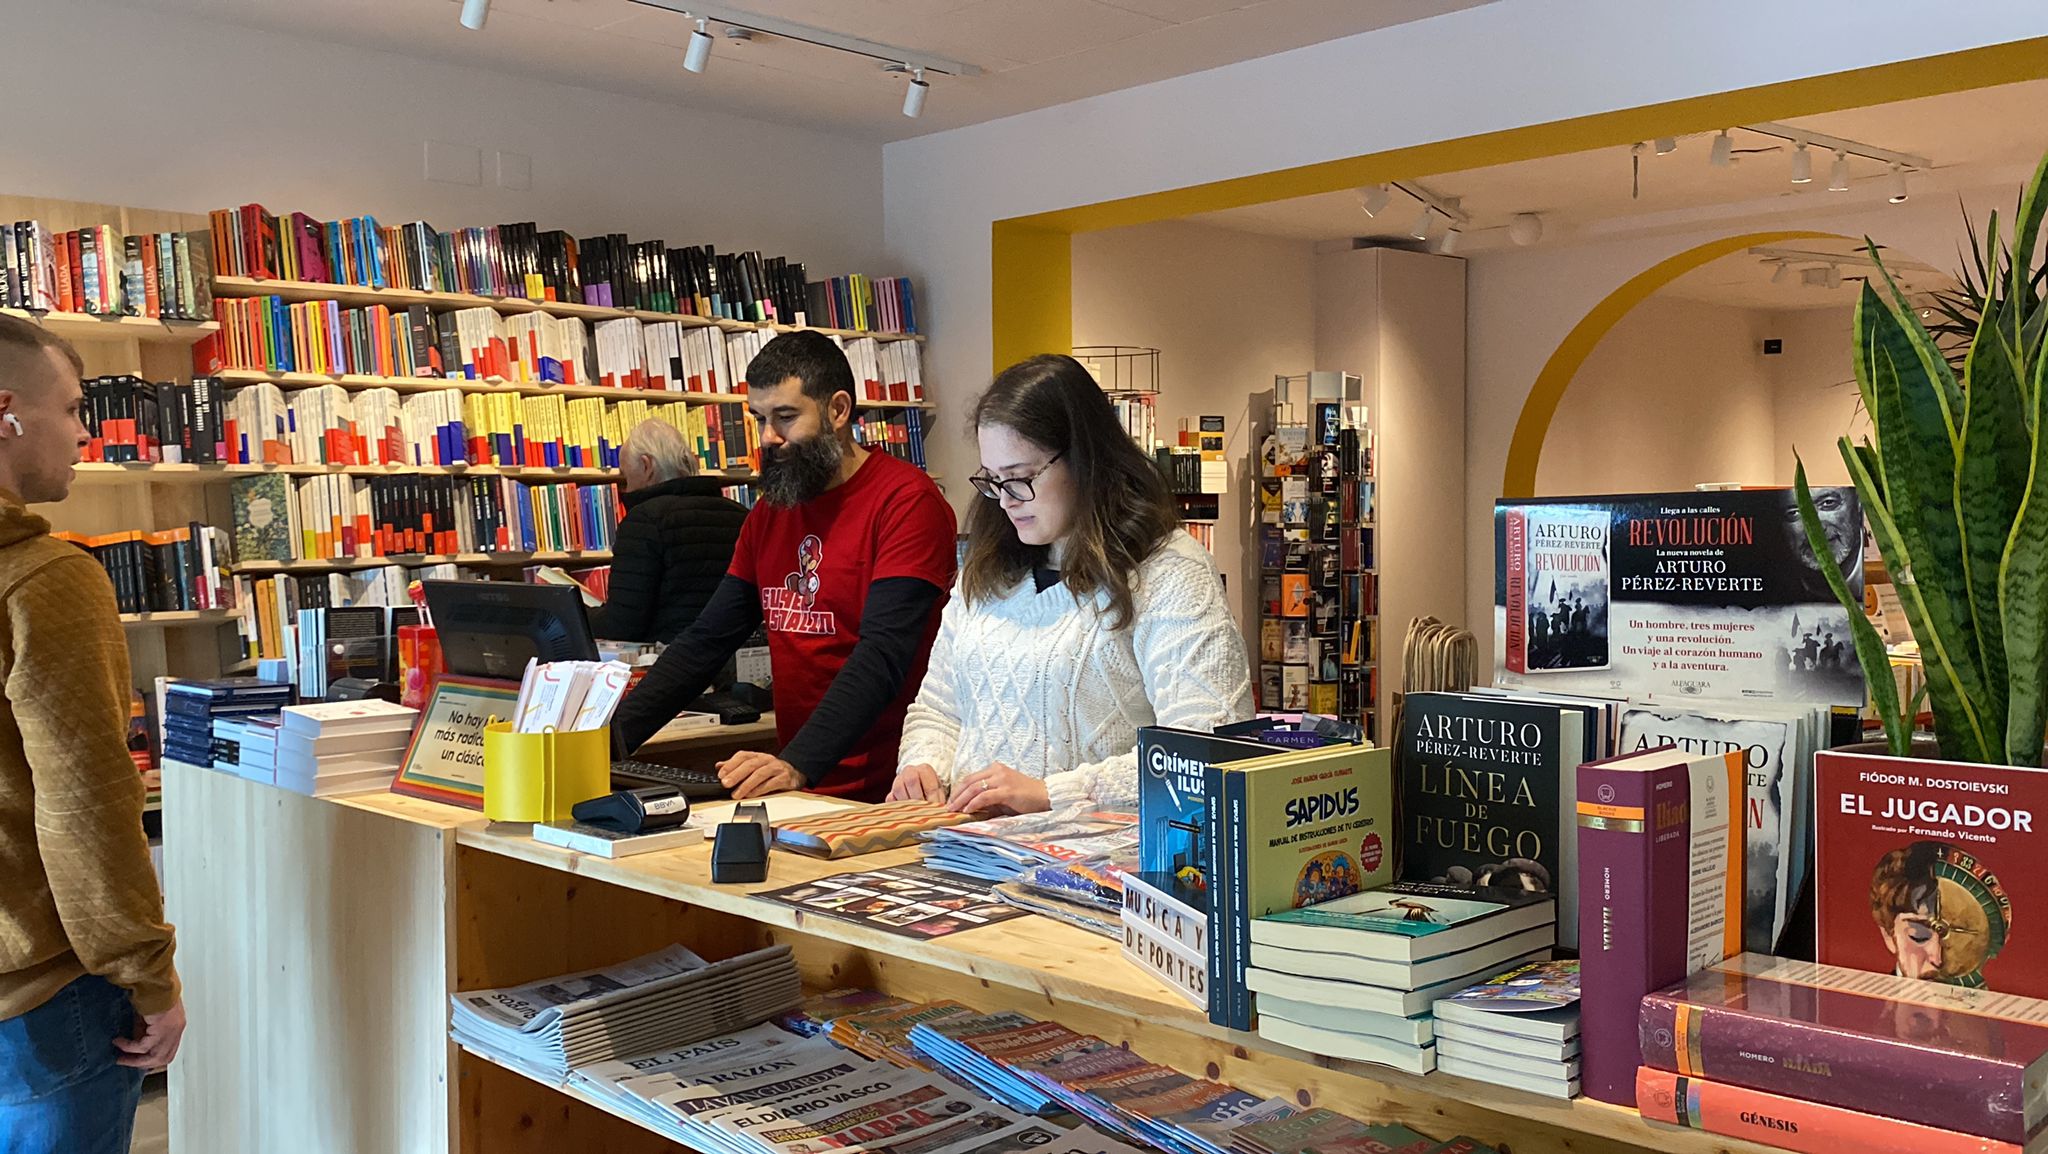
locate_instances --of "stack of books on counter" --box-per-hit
[1636,954,2048,1154]
[450,944,800,1082]
[273,699,419,797]
[1429,960,1582,1098]
[1244,881,1557,1074]
[161,677,293,771]
[214,715,283,784]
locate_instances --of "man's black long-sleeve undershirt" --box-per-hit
[610,572,946,785]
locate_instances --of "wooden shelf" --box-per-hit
[71,462,760,487]
[231,550,613,574]
[208,368,933,412]
[210,276,926,343]
[444,822,1772,1154]
[119,609,235,628]
[3,307,219,347]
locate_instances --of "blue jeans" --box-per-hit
[0,975,145,1154]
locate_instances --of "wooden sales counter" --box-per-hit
[161,760,1771,1154]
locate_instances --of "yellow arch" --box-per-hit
[1500,229,1836,498]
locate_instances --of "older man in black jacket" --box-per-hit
[589,419,748,642]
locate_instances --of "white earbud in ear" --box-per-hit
[2,415,21,437]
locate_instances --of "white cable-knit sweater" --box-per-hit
[896,532,1254,812]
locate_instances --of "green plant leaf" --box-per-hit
[1843,441,1993,762]
[2001,337,2048,768]
[1955,298,2028,759]
[1858,281,1990,745]
[1797,458,1907,755]
[2010,150,2048,331]
[1869,240,1966,434]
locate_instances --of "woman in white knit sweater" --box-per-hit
[887,354,1254,814]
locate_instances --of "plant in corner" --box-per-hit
[1794,148,2048,767]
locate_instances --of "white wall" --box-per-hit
[1767,307,1869,486]
[1535,297,1778,496]
[1069,220,1319,635]
[885,0,2048,497]
[2,0,885,277]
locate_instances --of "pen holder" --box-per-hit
[481,721,612,823]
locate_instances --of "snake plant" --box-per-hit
[1795,148,2048,765]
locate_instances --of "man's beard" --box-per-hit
[758,431,845,506]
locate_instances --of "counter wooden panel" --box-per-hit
[163,765,483,1154]
[167,762,1779,1154]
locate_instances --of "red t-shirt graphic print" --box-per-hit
[731,451,955,799]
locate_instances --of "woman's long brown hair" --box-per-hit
[962,354,1180,629]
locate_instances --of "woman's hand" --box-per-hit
[887,764,946,802]
[945,762,1050,815]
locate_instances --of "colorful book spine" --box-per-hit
[1575,751,1742,1106]
[1638,955,2048,1142]
[1636,1067,2023,1154]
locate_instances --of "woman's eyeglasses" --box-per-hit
[970,451,1064,502]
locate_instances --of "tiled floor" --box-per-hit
[133,1078,168,1154]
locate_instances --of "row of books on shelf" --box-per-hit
[851,409,929,470]
[1255,652,1376,716]
[211,203,917,333]
[54,523,235,616]
[203,293,924,402]
[1109,394,1158,451]
[228,472,627,564]
[2,221,214,320]
[80,376,762,475]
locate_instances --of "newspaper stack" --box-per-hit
[918,810,1139,883]
[449,944,800,1079]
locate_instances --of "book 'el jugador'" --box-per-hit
[1398,691,1585,947]
[1576,746,1743,1107]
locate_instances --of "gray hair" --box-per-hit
[622,417,698,482]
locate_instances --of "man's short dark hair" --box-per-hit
[0,312,84,390]
[746,331,854,407]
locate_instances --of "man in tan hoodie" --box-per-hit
[0,314,181,1154]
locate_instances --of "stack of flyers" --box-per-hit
[1229,1108,1441,1154]
[828,1000,979,1069]
[919,810,1139,884]
[777,989,912,1039]
[906,1013,1069,1113]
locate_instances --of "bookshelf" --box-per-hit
[230,550,613,574]
[1257,371,1379,739]
[209,275,927,343]
[1,308,218,347]
[206,367,934,410]
[119,609,237,628]
[72,461,759,487]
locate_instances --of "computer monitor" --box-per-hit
[422,580,598,680]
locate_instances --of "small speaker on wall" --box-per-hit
[1762,338,1784,355]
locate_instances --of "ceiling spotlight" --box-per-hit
[1709,130,1733,167]
[1506,212,1544,247]
[1888,163,1910,203]
[1654,136,1677,156]
[460,0,489,30]
[1770,262,1789,285]
[1359,185,1391,218]
[1438,228,1462,255]
[1790,142,1812,184]
[902,67,928,118]
[1410,207,1439,241]
[1828,152,1851,192]
[684,18,714,73]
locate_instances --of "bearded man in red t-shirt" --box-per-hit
[611,331,957,801]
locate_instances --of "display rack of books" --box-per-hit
[1255,372,1377,737]
[6,194,939,811]
[1076,345,1160,450]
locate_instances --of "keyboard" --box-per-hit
[610,759,732,801]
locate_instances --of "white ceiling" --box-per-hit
[116,0,1495,141]
[1184,78,2048,251]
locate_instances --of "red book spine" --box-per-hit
[1577,753,1743,1106]
[1636,1067,2021,1154]
[1503,508,1527,672]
